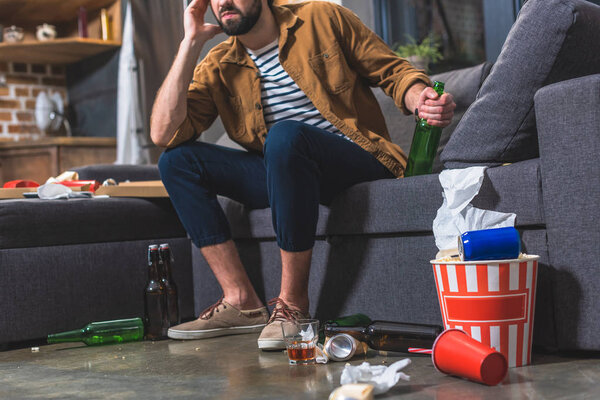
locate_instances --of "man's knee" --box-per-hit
[158,141,210,180]
[158,143,186,178]
[263,120,306,162]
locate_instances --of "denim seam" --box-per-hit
[194,233,231,248]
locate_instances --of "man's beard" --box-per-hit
[214,0,262,36]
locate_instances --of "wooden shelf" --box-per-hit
[0,137,117,184]
[0,38,121,64]
[0,0,116,25]
[0,0,122,64]
[0,137,116,149]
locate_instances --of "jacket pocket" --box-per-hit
[223,95,246,138]
[309,42,354,94]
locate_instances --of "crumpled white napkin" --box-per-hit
[38,183,72,199]
[37,183,94,199]
[340,359,411,395]
[433,166,516,254]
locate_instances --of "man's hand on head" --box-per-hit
[184,0,223,44]
[417,86,456,128]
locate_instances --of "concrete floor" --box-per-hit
[0,333,598,399]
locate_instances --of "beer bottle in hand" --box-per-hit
[404,81,446,177]
[47,318,144,346]
[159,243,179,326]
[144,245,168,340]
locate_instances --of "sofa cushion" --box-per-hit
[0,198,186,249]
[441,0,600,168]
[74,164,161,183]
[375,62,492,173]
[224,158,545,239]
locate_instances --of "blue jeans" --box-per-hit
[158,121,394,252]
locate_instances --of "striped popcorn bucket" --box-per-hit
[430,255,539,368]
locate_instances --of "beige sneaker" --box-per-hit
[168,297,269,340]
[257,298,311,350]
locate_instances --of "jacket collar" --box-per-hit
[221,5,301,66]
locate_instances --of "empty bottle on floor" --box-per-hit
[404,81,446,177]
[47,318,144,346]
[324,320,443,353]
[159,243,179,326]
[144,245,169,340]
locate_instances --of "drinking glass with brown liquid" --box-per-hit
[281,319,319,365]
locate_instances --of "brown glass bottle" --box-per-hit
[144,245,168,340]
[159,243,179,326]
[324,320,443,353]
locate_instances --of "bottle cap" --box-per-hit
[432,329,507,386]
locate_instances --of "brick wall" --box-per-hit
[0,62,68,141]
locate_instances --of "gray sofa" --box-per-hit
[1,0,598,352]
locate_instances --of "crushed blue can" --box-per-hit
[458,227,521,261]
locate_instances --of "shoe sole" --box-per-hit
[257,338,286,351]
[168,323,266,340]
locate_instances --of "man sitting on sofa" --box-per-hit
[150,0,456,350]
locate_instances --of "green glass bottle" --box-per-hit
[47,318,144,346]
[404,81,445,177]
[319,314,372,344]
[326,313,372,327]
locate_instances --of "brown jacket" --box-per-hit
[168,2,431,177]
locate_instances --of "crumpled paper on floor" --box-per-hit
[340,359,411,395]
[315,344,328,364]
[433,166,516,255]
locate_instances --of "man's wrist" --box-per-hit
[404,81,428,114]
[180,36,205,55]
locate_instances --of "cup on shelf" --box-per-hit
[4,25,24,43]
[36,24,57,41]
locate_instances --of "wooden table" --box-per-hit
[0,137,116,184]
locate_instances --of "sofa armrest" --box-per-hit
[73,164,160,183]
[534,74,600,350]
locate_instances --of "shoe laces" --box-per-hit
[200,296,227,320]
[267,297,303,323]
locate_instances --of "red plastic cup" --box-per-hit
[432,329,507,386]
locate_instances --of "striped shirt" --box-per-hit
[247,40,350,140]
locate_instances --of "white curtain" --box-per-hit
[116,0,185,164]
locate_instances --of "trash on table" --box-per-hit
[46,170,79,184]
[36,183,93,199]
